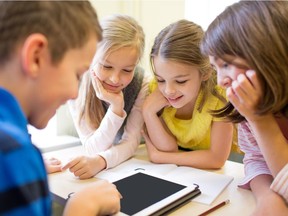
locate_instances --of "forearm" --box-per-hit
[250,174,288,216]
[248,115,288,176]
[153,149,226,169]
[81,108,126,154]
[144,113,177,151]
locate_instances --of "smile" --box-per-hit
[167,95,183,103]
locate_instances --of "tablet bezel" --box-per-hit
[113,171,200,216]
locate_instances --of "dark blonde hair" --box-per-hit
[150,19,225,112]
[201,1,288,122]
[77,14,145,129]
[0,1,102,65]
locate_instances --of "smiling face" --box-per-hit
[29,36,97,129]
[209,55,250,89]
[95,46,139,93]
[153,56,203,110]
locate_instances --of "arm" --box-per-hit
[63,77,149,178]
[68,101,126,154]
[270,163,288,203]
[250,174,288,216]
[228,70,288,176]
[143,88,178,152]
[142,120,233,169]
[63,180,121,216]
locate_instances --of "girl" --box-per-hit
[62,14,149,179]
[142,20,235,169]
[201,1,288,215]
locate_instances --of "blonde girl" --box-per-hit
[63,14,149,179]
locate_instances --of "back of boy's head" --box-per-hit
[0,1,102,65]
[94,14,145,62]
[201,1,288,116]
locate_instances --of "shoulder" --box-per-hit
[0,130,22,153]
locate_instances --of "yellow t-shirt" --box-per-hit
[149,79,227,150]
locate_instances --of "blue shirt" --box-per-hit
[0,87,51,216]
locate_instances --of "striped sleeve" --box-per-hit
[270,163,288,204]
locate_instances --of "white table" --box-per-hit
[45,145,255,216]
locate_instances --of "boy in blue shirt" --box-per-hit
[0,1,121,215]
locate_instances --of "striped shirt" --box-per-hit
[237,121,272,189]
[0,88,51,216]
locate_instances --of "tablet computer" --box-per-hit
[114,171,201,216]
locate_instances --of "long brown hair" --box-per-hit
[201,1,288,122]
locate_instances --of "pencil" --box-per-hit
[198,199,230,216]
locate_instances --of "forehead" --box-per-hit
[103,46,139,66]
[153,56,199,78]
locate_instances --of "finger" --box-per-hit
[61,158,79,171]
[48,165,62,173]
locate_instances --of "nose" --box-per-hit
[110,71,120,84]
[164,83,176,96]
[217,73,232,88]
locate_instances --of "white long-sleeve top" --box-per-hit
[69,75,149,169]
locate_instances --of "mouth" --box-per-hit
[167,95,183,104]
[103,82,121,92]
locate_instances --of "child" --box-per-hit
[201,1,288,215]
[0,1,121,216]
[142,19,234,169]
[62,14,149,179]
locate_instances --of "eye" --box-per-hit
[176,80,187,84]
[123,69,133,73]
[103,65,112,69]
[157,79,165,83]
[222,62,229,69]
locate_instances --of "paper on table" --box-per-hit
[95,158,233,205]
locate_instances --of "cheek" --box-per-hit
[122,74,134,87]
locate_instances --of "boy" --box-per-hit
[0,1,121,215]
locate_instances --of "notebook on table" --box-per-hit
[114,171,201,216]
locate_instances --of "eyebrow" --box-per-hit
[102,60,136,68]
[154,72,190,79]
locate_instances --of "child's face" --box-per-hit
[95,46,138,93]
[153,56,203,109]
[209,55,250,89]
[31,37,97,129]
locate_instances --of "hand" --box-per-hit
[44,157,62,174]
[141,130,161,163]
[143,88,170,116]
[226,70,263,121]
[91,70,124,116]
[64,180,121,216]
[61,155,106,179]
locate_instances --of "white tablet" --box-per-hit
[114,171,201,216]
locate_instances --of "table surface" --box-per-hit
[45,145,255,216]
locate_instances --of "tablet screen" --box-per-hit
[113,172,188,215]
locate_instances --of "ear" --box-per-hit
[21,33,48,78]
[201,70,211,82]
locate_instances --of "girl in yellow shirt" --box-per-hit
[142,20,235,169]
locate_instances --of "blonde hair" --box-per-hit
[77,14,145,129]
[201,1,288,122]
[150,19,225,112]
